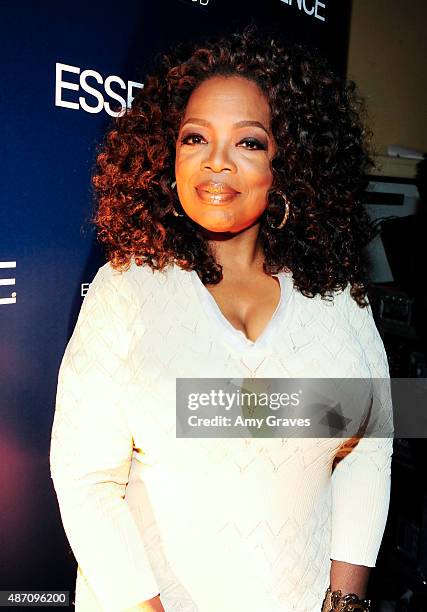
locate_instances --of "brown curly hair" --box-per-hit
[91,23,375,306]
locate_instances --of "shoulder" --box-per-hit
[291,279,372,323]
[69,260,168,359]
[289,277,367,322]
[86,259,177,326]
[313,282,382,344]
[90,259,170,304]
[332,283,376,332]
[91,258,158,292]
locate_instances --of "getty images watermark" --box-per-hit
[176,378,427,439]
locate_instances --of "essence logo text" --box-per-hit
[55,63,144,117]
[0,261,17,305]
[279,0,326,22]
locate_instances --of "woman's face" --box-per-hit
[175,75,277,233]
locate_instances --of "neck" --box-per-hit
[200,221,265,276]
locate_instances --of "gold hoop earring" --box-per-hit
[170,180,184,217]
[269,193,290,230]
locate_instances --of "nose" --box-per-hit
[201,143,237,173]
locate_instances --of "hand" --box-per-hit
[123,594,165,611]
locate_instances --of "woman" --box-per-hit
[50,25,394,612]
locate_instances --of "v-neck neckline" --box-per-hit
[189,269,292,352]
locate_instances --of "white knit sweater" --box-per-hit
[50,259,394,612]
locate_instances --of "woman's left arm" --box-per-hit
[328,290,394,601]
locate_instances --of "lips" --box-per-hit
[195,181,240,195]
[194,180,241,205]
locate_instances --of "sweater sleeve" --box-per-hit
[329,290,394,567]
[49,263,160,611]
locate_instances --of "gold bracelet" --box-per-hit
[321,586,371,612]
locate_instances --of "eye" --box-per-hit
[180,133,206,145]
[237,138,267,151]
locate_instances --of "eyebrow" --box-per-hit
[181,118,270,136]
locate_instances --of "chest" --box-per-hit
[131,268,372,379]
[203,273,281,343]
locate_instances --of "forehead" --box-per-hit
[182,75,271,123]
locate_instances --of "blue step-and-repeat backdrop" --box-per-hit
[1,0,351,600]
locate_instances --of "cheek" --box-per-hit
[175,151,197,182]
[245,158,274,191]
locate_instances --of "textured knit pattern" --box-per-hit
[49,260,394,612]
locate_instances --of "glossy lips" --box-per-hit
[195,181,240,205]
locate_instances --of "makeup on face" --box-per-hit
[174,75,276,232]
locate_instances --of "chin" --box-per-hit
[191,217,233,233]
[188,208,231,225]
